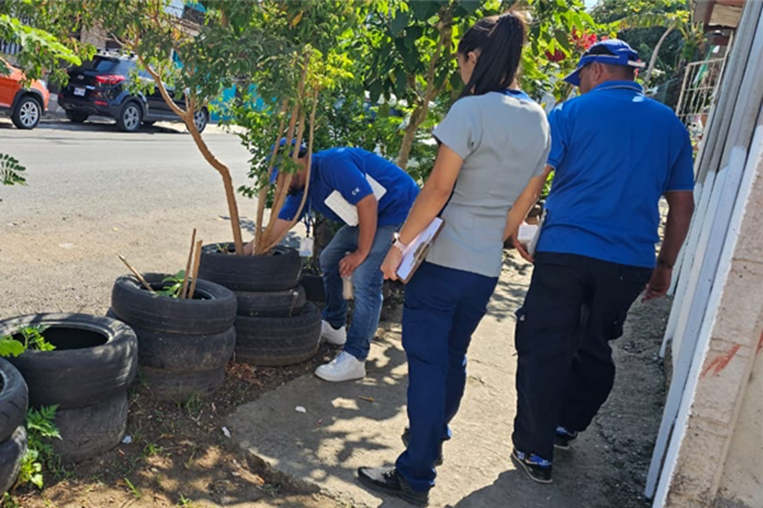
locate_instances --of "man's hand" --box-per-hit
[339,250,368,278]
[243,241,254,256]
[511,229,534,263]
[381,246,403,281]
[644,264,672,302]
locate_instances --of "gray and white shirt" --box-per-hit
[427,90,551,278]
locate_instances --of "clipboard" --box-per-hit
[396,218,445,283]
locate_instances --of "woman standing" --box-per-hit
[357,11,551,506]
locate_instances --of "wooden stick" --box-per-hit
[180,228,197,299]
[119,255,155,293]
[187,239,203,300]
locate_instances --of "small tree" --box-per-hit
[14,0,366,256]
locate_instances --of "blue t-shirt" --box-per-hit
[538,81,695,268]
[278,147,420,227]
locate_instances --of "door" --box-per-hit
[0,58,22,109]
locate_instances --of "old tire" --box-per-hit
[110,274,237,335]
[0,314,137,409]
[234,302,322,367]
[51,393,127,463]
[0,359,28,444]
[235,286,306,318]
[132,326,235,372]
[300,273,326,303]
[0,426,27,495]
[198,244,302,292]
[141,367,226,401]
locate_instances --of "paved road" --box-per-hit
[0,117,256,317]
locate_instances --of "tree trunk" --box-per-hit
[644,25,675,86]
[135,51,244,255]
[396,14,453,170]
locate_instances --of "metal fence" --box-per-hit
[675,57,728,129]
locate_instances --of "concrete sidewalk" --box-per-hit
[227,256,656,508]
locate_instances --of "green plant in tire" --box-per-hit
[0,326,55,358]
[155,270,186,299]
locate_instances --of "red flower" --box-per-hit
[545,48,566,63]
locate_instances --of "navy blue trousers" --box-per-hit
[395,262,498,492]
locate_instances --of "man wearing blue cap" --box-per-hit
[508,40,696,483]
[262,144,419,382]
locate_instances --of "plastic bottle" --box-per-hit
[342,252,354,300]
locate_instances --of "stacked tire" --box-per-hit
[0,314,137,463]
[198,244,322,367]
[0,358,28,496]
[109,273,237,401]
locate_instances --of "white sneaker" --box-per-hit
[315,352,366,382]
[321,321,347,346]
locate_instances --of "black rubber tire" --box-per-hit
[193,108,209,133]
[235,286,306,318]
[0,314,138,410]
[110,274,237,335]
[65,109,88,123]
[300,273,326,303]
[234,302,322,367]
[0,426,27,495]
[52,393,127,463]
[116,100,142,132]
[0,359,28,444]
[198,244,302,292]
[11,95,42,129]
[141,366,226,401]
[130,325,235,372]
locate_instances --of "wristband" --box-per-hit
[392,232,407,253]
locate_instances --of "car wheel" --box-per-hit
[193,108,208,133]
[65,110,89,123]
[11,96,42,130]
[117,102,142,132]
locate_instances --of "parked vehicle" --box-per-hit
[0,57,49,130]
[58,52,209,133]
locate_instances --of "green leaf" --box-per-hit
[0,336,25,358]
[410,1,438,21]
[458,0,482,15]
[555,31,571,52]
[390,10,409,37]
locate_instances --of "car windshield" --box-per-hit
[80,56,135,75]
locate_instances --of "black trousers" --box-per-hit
[512,252,652,461]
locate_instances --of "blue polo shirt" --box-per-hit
[278,147,419,226]
[538,81,695,268]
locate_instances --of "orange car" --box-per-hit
[0,57,50,129]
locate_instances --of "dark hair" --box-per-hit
[585,44,636,80]
[457,11,527,100]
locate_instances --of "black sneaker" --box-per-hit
[357,466,429,507]
[511,448,553,484]
[402,428,444,466]
[554,426,579,450]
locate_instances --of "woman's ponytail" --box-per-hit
[457,11,528,100]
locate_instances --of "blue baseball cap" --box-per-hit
[563,39,645,87]
[268,138,307,184]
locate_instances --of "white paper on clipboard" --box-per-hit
[396,217,444,283]
[324,175,387,226]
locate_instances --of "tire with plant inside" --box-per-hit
[234,302,322,367]
[0,358,28,444]
[198,244,302,292]
[0,314,137,409]
[110,274,236,335]
[235,286,306,318]
[109,273,237,401]
[0,313,138,462]
[0,426,27,495]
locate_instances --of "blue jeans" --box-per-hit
[395,262,498,492]
[319,224,399,361]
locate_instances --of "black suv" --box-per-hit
[58,53,209,133]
